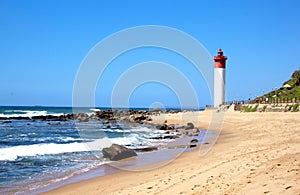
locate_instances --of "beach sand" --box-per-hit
[43,111,300,195]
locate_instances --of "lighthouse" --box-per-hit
[214,49,227,107]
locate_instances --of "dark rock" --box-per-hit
[189,144,197,148]
[31,115,45,120]
[95,110,116,120]
[189,138,198,148]
[150,135,179,140]
[156,124,175,130]
[58,115,67,121]
[92,116,100,120]
[66,114,74,120]
[185,122,194,130]
[46,115,58,120]
[30,115,68,121]
[134,146,158,152]
[102,144,137,161]
[164,135,179,139]
[134,115,147,121]
[156,124,167,130]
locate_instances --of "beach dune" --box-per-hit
[44,111,300,195]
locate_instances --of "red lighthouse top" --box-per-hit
[214,49,227,68]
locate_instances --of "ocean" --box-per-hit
[0,106,208,194]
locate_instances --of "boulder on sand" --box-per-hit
[185,122,194,130]
[102,144,137,161]
[189,138,198,148]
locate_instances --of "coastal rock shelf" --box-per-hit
[0,109,181,123]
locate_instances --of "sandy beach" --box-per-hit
[43,110,300,195]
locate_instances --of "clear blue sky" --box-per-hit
[1,0,300,107]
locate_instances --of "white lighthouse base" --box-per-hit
[214,68,225,107]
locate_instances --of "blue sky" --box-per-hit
[1,0,300,107]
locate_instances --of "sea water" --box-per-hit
[0,106,208,194]
[0,106,186,194]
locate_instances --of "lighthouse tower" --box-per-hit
[214,49,227,107]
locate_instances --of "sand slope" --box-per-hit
[44,111,300,195]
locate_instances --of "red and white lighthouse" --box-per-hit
[214,49,227,107]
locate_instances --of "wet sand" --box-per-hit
[43,110,300,194]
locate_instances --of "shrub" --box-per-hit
[262,105,267,112]
[242,105,250,112]
[292,103,299,112]
[292,70,300,79]
[251,104,259,112]
[242,105,258,112]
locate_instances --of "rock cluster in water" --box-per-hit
[0,109,201,160]
[0,109,180,123]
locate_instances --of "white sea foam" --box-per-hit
[105,126,162,134]
[103,126,171,147]
[109,135,141,146]
[130,126,159,132]
[89,108,101,112]
[0,138,113,161]
[0,110,64,118]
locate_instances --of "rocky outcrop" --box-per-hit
[102,144,137,161]
[156,123,176,130]
[0,109,184,122]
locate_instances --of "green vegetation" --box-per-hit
[292,70,300,79]
[292,103,299,112]
[262,105,267,112]
[285,104,293,111]
[257,70,300,102]
[243,70,299,112]
[242,104,258,112]
[252,104,259,112]
[242,105,249,112]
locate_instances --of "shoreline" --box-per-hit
[30,135,210,195]
[39,110,217,194]
[42,111,300,194]
[13,110,211,195]
[38,145,206,195]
